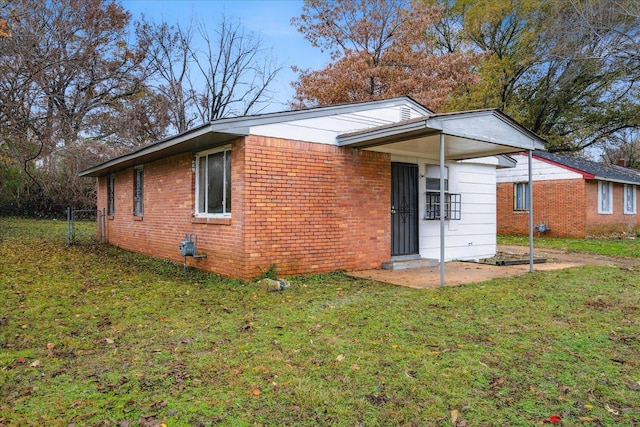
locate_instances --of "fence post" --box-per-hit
[66,206,71,245]
[101,208,106,243]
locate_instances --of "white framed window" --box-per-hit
[514,182,530,211]
[624,184,636,214]
[195,146,231,217]
[424,165,448,192]
[597,181,612,214]
[133,167,144,216]
[107,174,115,216]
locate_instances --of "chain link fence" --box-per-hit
[66,207,105,245]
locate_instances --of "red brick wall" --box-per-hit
[241,135,390,278]
[98,135,391,279]
[584,180,640,236]
[98,145,246,278]
[498,178,640,238]
[497,179,586,238]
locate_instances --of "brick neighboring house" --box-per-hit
[497,151,640,238]
[80,97,544,280]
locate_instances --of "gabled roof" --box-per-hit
[80,96,432,177]
[533,151,640,185]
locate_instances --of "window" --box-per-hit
[195,147,231,217]
[107,174,115,216]
[624,184,637,214]
[514,182,530,211]
[598,181,612,214]
[424,165,448,192]
[423,165,460,220]
[133,167,144,216]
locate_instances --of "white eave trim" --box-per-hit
[79,124,246,177]
[594,176,640,186]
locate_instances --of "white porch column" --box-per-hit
[439,133,446,287]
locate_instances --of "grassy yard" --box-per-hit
[1,218,639,426]
[498,234,640,259]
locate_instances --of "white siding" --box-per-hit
[392,155,498,261]
[249,105,426,145]
[496,153,583,182]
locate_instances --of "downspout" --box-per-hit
[439,133,446,287]
[528,150,534,272]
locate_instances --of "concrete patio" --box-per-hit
[347,245,632,289]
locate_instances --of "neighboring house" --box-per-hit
[80,97,544,280]
[497,151,640,238]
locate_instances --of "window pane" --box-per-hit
[425,165,448,191]
[625,185,636,213]
[225,151,231,213]
[207,152,224,214]
[515,183,529,210]
[198,156,206,213]
[601,182,610,211]
[107,175,115,216]
[134,169,143,216]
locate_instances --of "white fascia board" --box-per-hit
[79,124,245,177]
[594,175,640,186]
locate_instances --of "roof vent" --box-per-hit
[400,107,411,121]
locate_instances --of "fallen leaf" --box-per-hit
[584,404,594,409]
[451,409,459,424]
[335,354,345,362]
[549,415,561,423]
[105,338,115,344]
[605,404,620,415]
[30,360,41,368]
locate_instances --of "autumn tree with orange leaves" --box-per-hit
[290,0,480,110]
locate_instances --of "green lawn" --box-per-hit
[498,234,640,259]
[1,218,639,426]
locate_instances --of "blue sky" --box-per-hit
[121,0,330,111]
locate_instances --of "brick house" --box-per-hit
[497,151,640,238]
[81,97,544,280]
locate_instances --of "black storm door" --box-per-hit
[391,162,419,256]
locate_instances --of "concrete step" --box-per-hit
[382,256,439,270]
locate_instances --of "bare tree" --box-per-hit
[136,20,197,133]
[600,129,640,170]
[193,16,282,121]
[138,15,283,134]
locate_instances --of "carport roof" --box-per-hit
[337,109,546,160]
